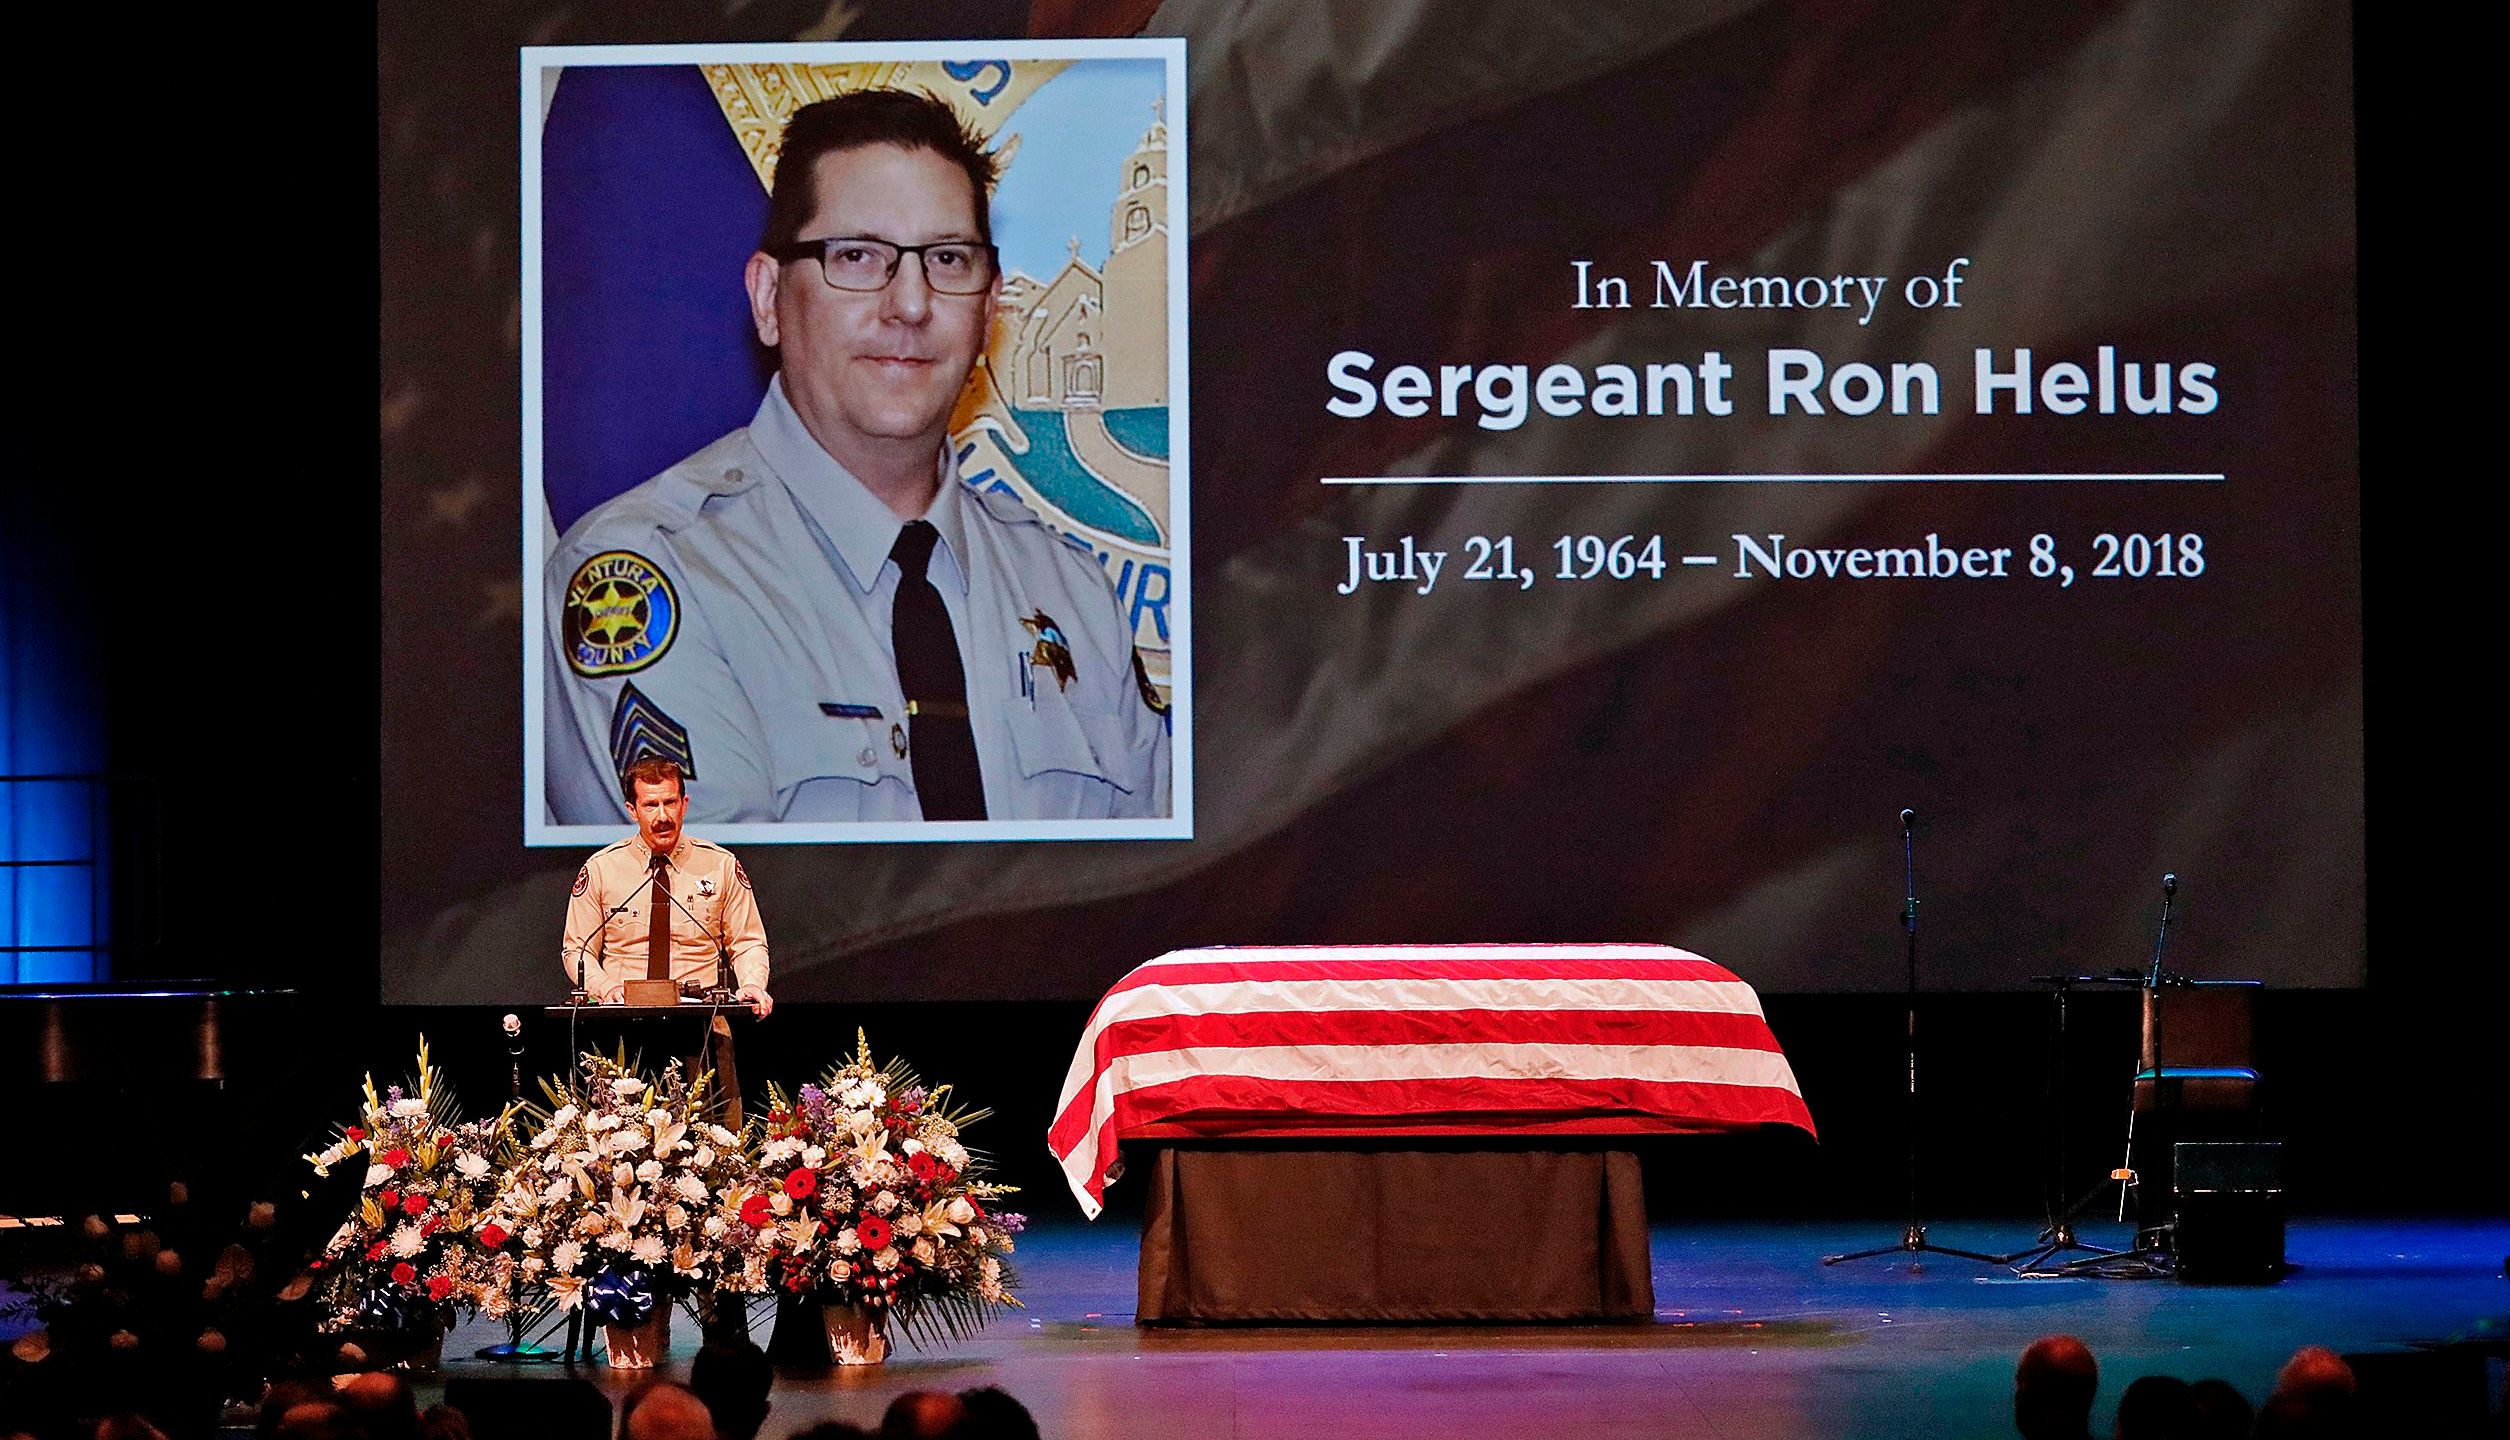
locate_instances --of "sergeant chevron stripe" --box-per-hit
[608,680,696,783]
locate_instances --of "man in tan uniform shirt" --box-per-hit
[562,756,772,1118]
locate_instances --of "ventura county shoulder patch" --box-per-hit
[609,680,696,782]
[563,550,678,677]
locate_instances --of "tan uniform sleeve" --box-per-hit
[721,855,770,993]
[561,857,611,996]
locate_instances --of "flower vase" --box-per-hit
[821,1302,890,1365]
[395,1321,445,1374]
[605,1306,671,1369]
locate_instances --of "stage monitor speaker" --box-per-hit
[2172,1141,2284,1284]
[442,1376,612,1440]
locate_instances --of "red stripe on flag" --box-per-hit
[1107,1073,1816,1138]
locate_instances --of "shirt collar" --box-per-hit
[751,376,970,598]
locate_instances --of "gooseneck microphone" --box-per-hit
[567,865,663,1002]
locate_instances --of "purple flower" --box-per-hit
[996,1213,1028,1235]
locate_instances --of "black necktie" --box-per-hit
[645,851,671,982]
[890,520,987,820]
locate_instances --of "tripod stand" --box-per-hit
[1995,973,2133,1273]
[2033,874,2183,1280]
[1824,808,2000,1269]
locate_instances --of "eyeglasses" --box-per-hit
[767,236,999,295]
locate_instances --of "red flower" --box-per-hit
[784,1167,818,1201]
[479,1224,510,1250]
[739,1195,775,1229]
[855,1216,893,1252]
[378,1189,400,1209]
[391,1262,418,1287]
[401,1194,428,1217]
[380,1148,411,1169]
[419,1216,442,1237]
[907,1152,938,1180]
[425,1275,453,1302]
[346,1126,366,1142]
[366,1241,390,1263]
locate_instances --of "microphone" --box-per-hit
[2162,872,2178,898]
[1900,807,1915,831]
[500,1013,525,1102]
[654,873,738,1000]
[568,865,664,1002]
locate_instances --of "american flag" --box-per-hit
[1049,944,1815,1217]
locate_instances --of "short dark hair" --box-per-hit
[620,755,686,803]
[761,89,999,253]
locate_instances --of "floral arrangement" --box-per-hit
[304,1040,515,1334]
[481,1054,768,1327]
[752,1031,1024,1348]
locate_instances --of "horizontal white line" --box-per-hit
[1681,555,1719,565]
[1321,472,2226,485]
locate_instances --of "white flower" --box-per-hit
[835,1227,862,1255]
[587,1114,620,1133]
[391,1097,427,1118]
[607,1192,647,1232]
[872,1246,900,1272]
[543,1178,573,1206]
[609,1130,647,1154]
[635,1159,664,1183]
[522,1226,546,1249]
[611,1078,646,1097]
[707,1125,738,1147]
[968,1227,986,1248]
[693,1145,715,1169]
[548,1104,579,1130]
[547,1274,584,1309]
[801,1144,828,1168]
[895,1211,924,1238]
[673,1174,707,1203]
[632,1234,666,1265]
[388,1224,426,1259]
[781,1217,819,1253]
[945,1197,976,1225]
[664,1204,688,1232]
[600,1230,635,1252]
[704,1216,728,1240]
[651,1117,687,1157]
[455,1153,491,1181]
[899,1138,924,1157]
[363,1164,393,1189]
[871,1190,899,1215]
[613,1162,636,1189]
[912,1237,937,1266]
[935,1140,969,1170]
[761,1137,800,1166]
[770,1193,794,1218]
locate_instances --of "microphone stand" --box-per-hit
[1825,808,2001,1268]
[657,877,748,1123]
[2122,875,2178,1235]
[2043,873,2180,1279]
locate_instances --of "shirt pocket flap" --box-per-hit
[1004,701,1110,784]
[768,710,903,795]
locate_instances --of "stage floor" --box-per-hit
[431,1215,2508,1440]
